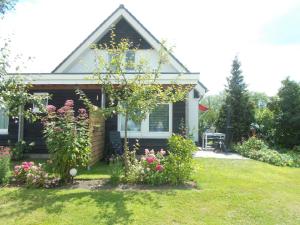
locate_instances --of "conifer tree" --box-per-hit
[217,56,254,144]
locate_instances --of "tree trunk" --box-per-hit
[123,112,130,174]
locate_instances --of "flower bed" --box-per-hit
[12,161,60,188]
[110,134,198,185]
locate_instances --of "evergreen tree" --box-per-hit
[216,56,254,144]
[274,78,300,148]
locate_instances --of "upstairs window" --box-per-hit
[125,50,135,71]
[108,51,135,72]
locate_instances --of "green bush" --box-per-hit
[234,137,300,167]
[11,140,35,160]
[0,147,11,184]
[165,134,198,185]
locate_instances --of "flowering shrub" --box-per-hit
[13,161,49,188]
[139,149,167,184]
[43,100,91,182]
[0,146,11,184]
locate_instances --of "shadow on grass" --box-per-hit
[0,188,171,225]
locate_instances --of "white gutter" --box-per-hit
[12,73,200,85]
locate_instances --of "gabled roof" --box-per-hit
[52,4,190,73]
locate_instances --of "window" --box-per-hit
[32,93,49,113]
[149,104,169,132]
[108,53,118,71]
[120,117,141,131]
[125,51,135,71]
[0,106,9,135]
[117,103,172,139]
[108,51,135,71]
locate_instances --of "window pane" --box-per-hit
[33,93,48,113]
[149,104,169,132]
[0,107,9,130]
[108,53,118,71]
[121,117,141,131]
[125,51,135,70]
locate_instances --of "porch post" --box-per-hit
[186,90,199,143]
[17,105,24,142]
[101,88,105,109]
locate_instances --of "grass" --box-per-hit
[1,158,300,225]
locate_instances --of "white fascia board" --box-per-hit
[14,73,200,85]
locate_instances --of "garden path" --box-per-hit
[193,149,247,160]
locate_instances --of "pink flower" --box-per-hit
[160,149,166,155]
[155,164,164,172]
[64,100,74,107]
[46,105,56,113]
[57,106,71,114]
[144,149,149,155]
[146,156,155,164]
[78,108,86,114]
[150,149,155,154]
[14,165,21,170]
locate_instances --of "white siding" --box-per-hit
[64,49,178,73]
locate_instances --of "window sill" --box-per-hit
[120,131,172,139]
[0,130,8,135]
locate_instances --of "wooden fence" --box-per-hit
[89,112,105,166]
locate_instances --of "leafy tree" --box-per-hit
[78,34,190,174]
[0,0,18,15]
[0,39,47,156]
[0,40,46,121]
[248,92,275,144]
[273,78,300,148]
[198,92,225,135]
[216,56,254,144]
[249,92,270,109]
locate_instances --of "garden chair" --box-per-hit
[108,131,124,156]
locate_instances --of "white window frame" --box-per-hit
[107,50,136,72]
[0,107,9,135]
[125,50,135,71]
[32,92,49,113]
[117,103,172,139]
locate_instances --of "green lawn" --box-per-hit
[1,158,300,225]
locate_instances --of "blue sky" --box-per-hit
[263,4,300,45]
[0,0,299,96]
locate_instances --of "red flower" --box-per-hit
[155,164,164,172]
[146,157,155,164]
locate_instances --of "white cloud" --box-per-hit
[0,0,299,95]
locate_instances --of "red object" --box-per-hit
[155,164,164,172]
[198,104,209,111]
